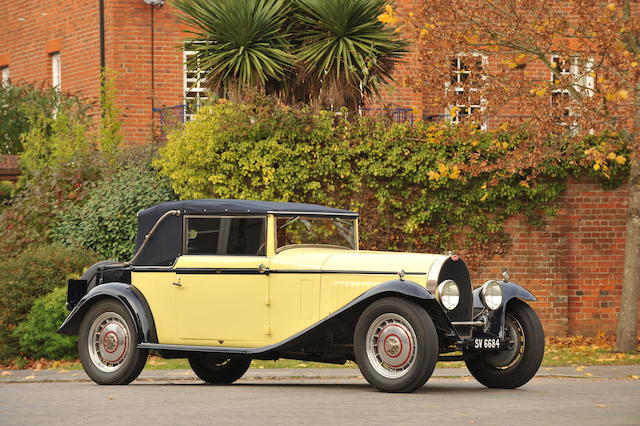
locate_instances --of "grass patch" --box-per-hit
[542,335,640,367]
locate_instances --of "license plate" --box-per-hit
[473,338,501,350]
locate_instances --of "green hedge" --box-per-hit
[13,287,77,360]
[52,165,175,261]
[0,244,99,361]
[155,96,629,255]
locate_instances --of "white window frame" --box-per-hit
[184,48,208,121]
[1,66,9,86]
[51,52,61,90]
[445,53,488,130]
[550,55,595,125]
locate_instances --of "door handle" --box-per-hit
[172,277,182,287]
[258,264,270,275]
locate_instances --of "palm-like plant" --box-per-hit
[173,0,294,97]
[293,0,408,109]
[173,0,406,109]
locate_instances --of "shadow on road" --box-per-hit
[122,379,516,394]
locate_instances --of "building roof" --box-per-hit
[0,155,20,180]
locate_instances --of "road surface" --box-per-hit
[1,367,639,425]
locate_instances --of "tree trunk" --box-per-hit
[615,87,640,352]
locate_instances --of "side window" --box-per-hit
[185,217,266,255]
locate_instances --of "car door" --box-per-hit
[173,216,270,346]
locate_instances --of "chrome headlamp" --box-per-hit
[436,279,460,311]
[480,280,503,310]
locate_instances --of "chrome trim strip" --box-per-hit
[131,267,426,275]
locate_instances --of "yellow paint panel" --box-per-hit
[133,242,443,348]
[132,271,178,344]
[299,280,313,320]
[268,275,321,342]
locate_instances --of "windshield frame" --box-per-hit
[273,214,359,254]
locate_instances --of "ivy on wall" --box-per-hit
[155,95,629,258]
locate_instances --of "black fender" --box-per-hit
[139,279,458,357]
[57,282,158,344]
[472,280,537,339]
[343,279,458,342]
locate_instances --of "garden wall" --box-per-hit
[469,178,637,337]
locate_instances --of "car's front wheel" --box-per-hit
[465,300,544,388]
[188,354,251,384]
[78,300,148,385]
[354,297,439,393]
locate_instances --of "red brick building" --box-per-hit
[0,155,19,181]
[0,0,636,336]
[0,0,188,143]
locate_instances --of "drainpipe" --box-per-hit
[144,0,164,134]
[99,0,105,88]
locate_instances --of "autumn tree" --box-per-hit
[405,0,639,351]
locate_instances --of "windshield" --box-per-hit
[276,216,357,251]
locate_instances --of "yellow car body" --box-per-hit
[133,241,443,348]
[59,199,544,391]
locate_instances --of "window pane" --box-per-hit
[276,217,356,251]
[51,53,61,90]
[1,67,9,86]
[227,218,266,255]
[186,218,220,254]
[186,217,265,255]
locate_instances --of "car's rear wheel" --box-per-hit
[465,300,544,388]
[354,297,438,393]
[78,300,148,385]
[188,354,251,384]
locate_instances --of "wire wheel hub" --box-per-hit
[88,312,130,372]
[366,313,417,378]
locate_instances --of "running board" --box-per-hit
[138,343,271,355]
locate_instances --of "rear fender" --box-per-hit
[57,282,158,343]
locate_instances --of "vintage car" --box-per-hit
[59,199,544,392]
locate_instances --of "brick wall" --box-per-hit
[468,178,639,337]
[106,0,185,143]
[0,0,101,115]
[0,0,187,144]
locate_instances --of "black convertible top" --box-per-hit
[138,199,357,218]
[133,199,357,266]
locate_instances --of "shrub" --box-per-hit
[0,89,105,257]
[155,96,629,257]
[52,165,175,261]
[0,180,14,201]
[13,287,77,360]
[0,83,62,155]
[155,97,354,203]
[0,244,99,361]
[17,92,94,183]
[0,157,104,257]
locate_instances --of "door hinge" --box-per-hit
[265,326,271,336]
[265,296,271,306]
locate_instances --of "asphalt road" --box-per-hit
[1,369,639,425]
